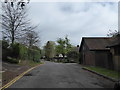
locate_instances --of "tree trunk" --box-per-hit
[11,29,15,44]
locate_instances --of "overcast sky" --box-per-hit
[28,2,118,47]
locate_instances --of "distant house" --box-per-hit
[79,37,114,69]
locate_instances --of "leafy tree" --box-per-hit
[1,1,41,63]
[55,36,72,57]
[67,46,79,63]
[55,38,66,57]
[44,41,55,60]
[65,36,72,54]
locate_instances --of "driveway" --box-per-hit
[9,61,114,88]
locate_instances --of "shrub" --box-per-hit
[9,43,20,58]
[67,51,79,63]
[2,40,9,49]
[2,40,10,61]
[7,57,19,64]
[2,41,41,63]
[28,48,41,62]
[19,44,28,60]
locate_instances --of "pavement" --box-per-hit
[2,61,31,86]
[8,61,115,88]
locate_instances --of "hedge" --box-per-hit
[28,49,41,62]
[2,40,9,61]
[18,44,41,62]
[2,41,41,63]
[7,57,19,64]
[19,44,28,60]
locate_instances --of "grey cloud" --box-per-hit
[28,2,118,47]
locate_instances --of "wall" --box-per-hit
[95,50,113,69]
[84,51,95,66]
[111,46,120,71]
[114,56,120,71]
[79,40,95,65]
[79,40,114,69]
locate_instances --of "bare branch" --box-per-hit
[1,2,38,44]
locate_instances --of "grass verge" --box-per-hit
[84,66,120,80]
[27,60,44,67]
[19,60,44,67]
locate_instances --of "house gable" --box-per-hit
[79,37,113,68]
[79,38,90,53]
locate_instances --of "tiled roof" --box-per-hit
[80,37,112,51]
[107,36,120,47]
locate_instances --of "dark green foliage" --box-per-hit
[18,44,41,62]
[28,49,41,62]
[67,51,79,58]
[2,42,22,62]
[9,43,20,58]
[2,49,8,61]
[2,40,9,61]
[7,57,19,64]
[56,38,66,56]
[10,43,41,62]
[67,51,79,63]
[2,40,41,63]
[19,44,28,60]
[2,40,9,49]
[44,41,55,60]
[55,36,72,57]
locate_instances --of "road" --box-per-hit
[9,61,114,88]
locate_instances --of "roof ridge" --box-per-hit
[83,37,111,39]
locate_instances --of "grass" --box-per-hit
[19,60,44,67]
[85,66,120,80]
[27,60,44,67]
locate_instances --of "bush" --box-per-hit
[28,48,41,62]
[2,40,9,49]
[67,51,79,63]
[19,44,28,60]
[2,40,10,61]
[9,43,20,58]
[2,41,41,63]
[2,49,8,61]
[7,57,19,64]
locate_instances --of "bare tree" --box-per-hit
[1,1,35,44]
[23,30,40,47]
[107,30,119,37]
[4,0,30,8]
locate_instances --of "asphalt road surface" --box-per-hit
[9,61,114,88]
